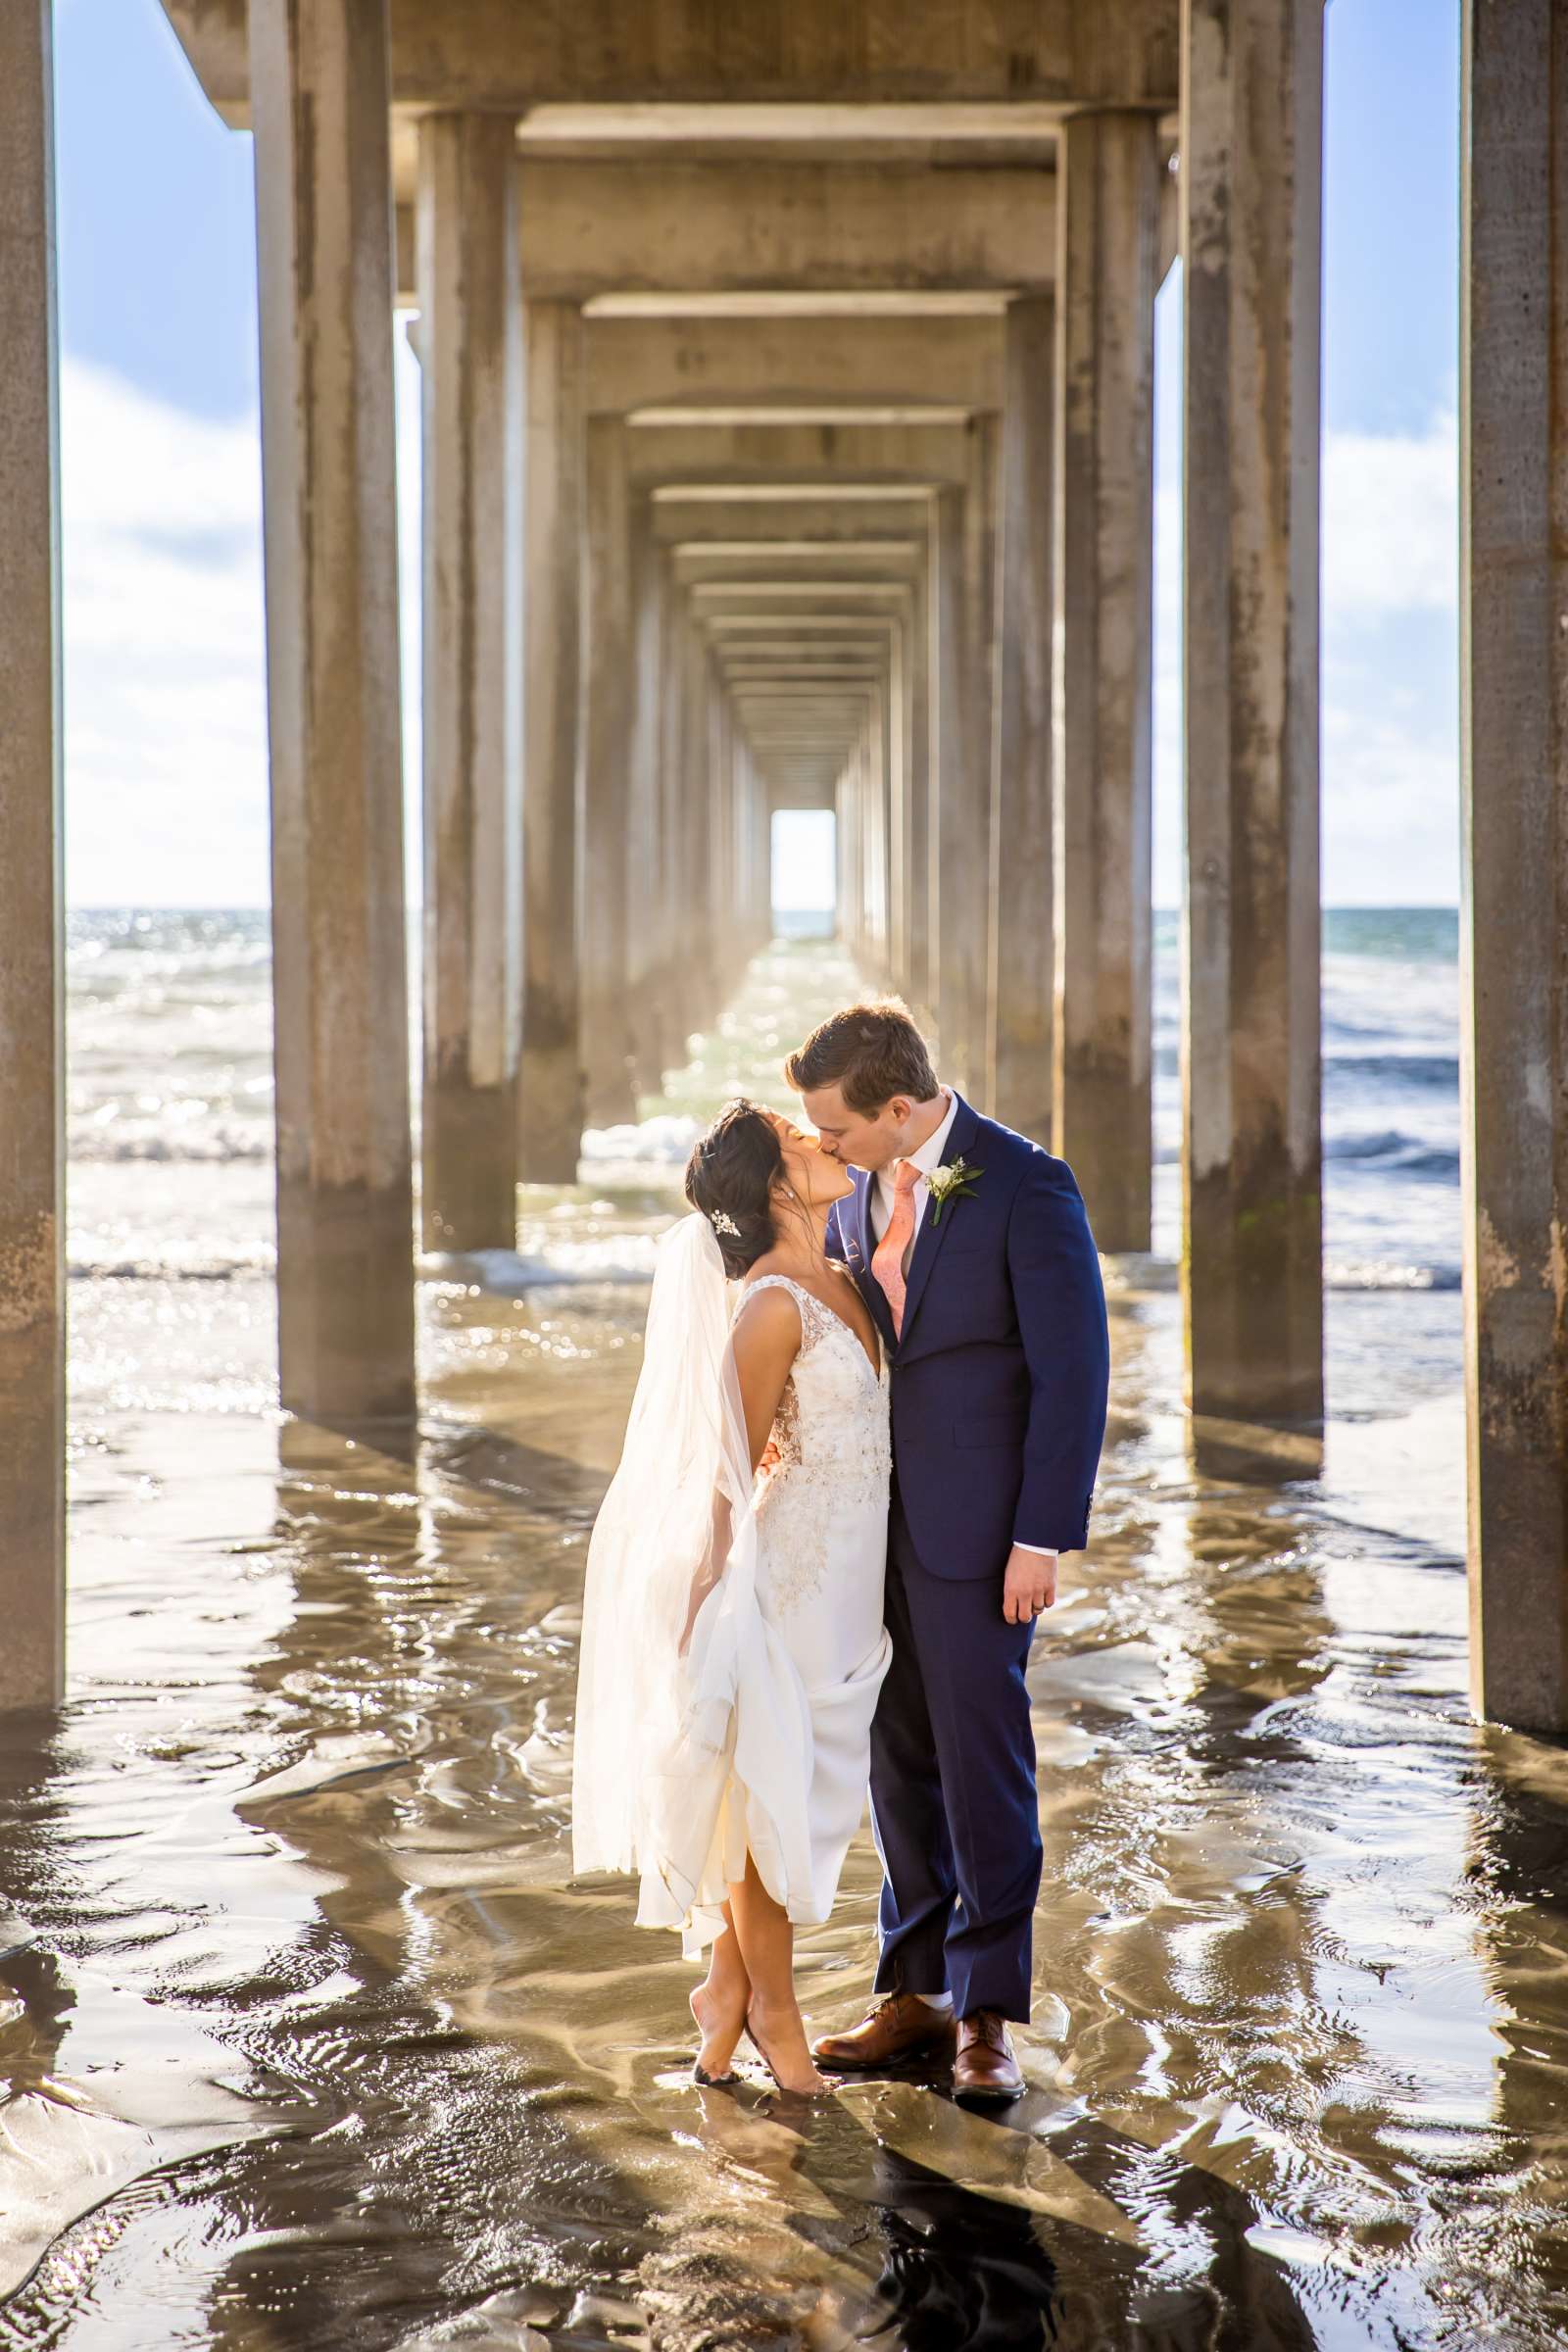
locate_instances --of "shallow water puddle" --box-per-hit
[4,936,1565,2346]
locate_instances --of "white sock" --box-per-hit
[908,1991,954,2012]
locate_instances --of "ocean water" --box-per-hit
[20,908,1568,2350]
[66,904,1460,1297]
[61,904,1466,1511]
[1152,906,1461,1295]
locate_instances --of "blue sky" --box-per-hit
[51,0,1458,907]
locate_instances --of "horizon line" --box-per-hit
[60,899,1465,916]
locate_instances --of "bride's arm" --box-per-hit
[728,1286,804,1472]
[677,1287,802,1655]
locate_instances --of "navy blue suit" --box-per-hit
[826,1090,1109,2020]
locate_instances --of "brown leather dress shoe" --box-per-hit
[953,2009,1025,2104]
[809,1992,959,2072]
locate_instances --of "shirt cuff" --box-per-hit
[1011,1541,1055,1556]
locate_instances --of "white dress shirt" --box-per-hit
[868,1087,960,1250]
[868,1089,1051,1558]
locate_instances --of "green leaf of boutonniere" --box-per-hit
[926,1157,983,1226]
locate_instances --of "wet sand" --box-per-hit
[4,946,1567,2349]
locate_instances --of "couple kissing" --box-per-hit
[572,1000,1109,2104]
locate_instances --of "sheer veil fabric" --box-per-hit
[570,1211,818,1956]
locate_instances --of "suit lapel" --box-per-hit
[896,1090,982,1346]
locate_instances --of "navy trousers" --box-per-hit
[868,1479,1043,2022]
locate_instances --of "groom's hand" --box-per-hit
[1003,1545,1057,1623]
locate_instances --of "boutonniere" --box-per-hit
[927,1157,982,1225]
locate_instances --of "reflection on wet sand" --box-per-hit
[3,943,1568,2347]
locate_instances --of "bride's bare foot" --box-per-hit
[690,1982,745,2082]
[745,1994,831,2096]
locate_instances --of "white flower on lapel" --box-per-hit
[926,1157,982,1225]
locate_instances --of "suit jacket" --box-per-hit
[826,1090,1109,1580]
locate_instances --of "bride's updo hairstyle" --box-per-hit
[685,1098,784,1279]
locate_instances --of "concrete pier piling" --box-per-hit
[0,0,65,1711]
[1054,113,1160,1250]
[580,418,637,1126]
[416,112,524,1250]
[519,299,586,1184]
[989,295,1056,1143]
[1460,0,1568,1732]
[1179,0,1326,1426]
[249,0,416,1425]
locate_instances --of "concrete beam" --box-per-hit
[652,490,934,539]
[722,657,886,676]
[589,291,1010,317]
[738,721,870,738]
[0,0,65,1711]
[702,605,909,630]
[1053,113,1159,1244]
[710,625,893,644]
[685,594,905,674]
[707,612,897,640]
[625,417,972,489]
[416,111,524,1251]
[250,0,416,1424]
[733,689,871,714]
[710,637,896,660]
[630,405,971,425]
[509,103,1112,159]
[514,159,1057,298]
[584,311,1003,416]
[160,3,1178,119]
[755,743,833,760]
[741,736,863,752]
[1181,0,1324,1422]
[1460,0,1568,1730]
[733,689,872,780]
[687,576,916,602]
[676,540,923,575]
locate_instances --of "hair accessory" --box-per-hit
[710,1208,742,1239]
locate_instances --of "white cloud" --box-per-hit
[1152,408,1458,906]
[60,358,270,904]
[58,344,425,907]
[1322,416,1459,902]
[1323,415,1457,618]
[59,345,1454,915]
[1319,689,1458,902]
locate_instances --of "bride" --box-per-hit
[571,1098,892,2095]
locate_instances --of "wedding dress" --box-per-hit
[571,1216,892,1958]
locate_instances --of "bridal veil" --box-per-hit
[570,1210,817,1955]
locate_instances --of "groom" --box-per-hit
[786,1001,1109,2104]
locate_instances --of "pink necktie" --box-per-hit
[871,1159,921,1337]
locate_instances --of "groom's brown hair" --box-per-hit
[784,999,939,1113]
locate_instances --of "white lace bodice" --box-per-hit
[738,1273,892,1618]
